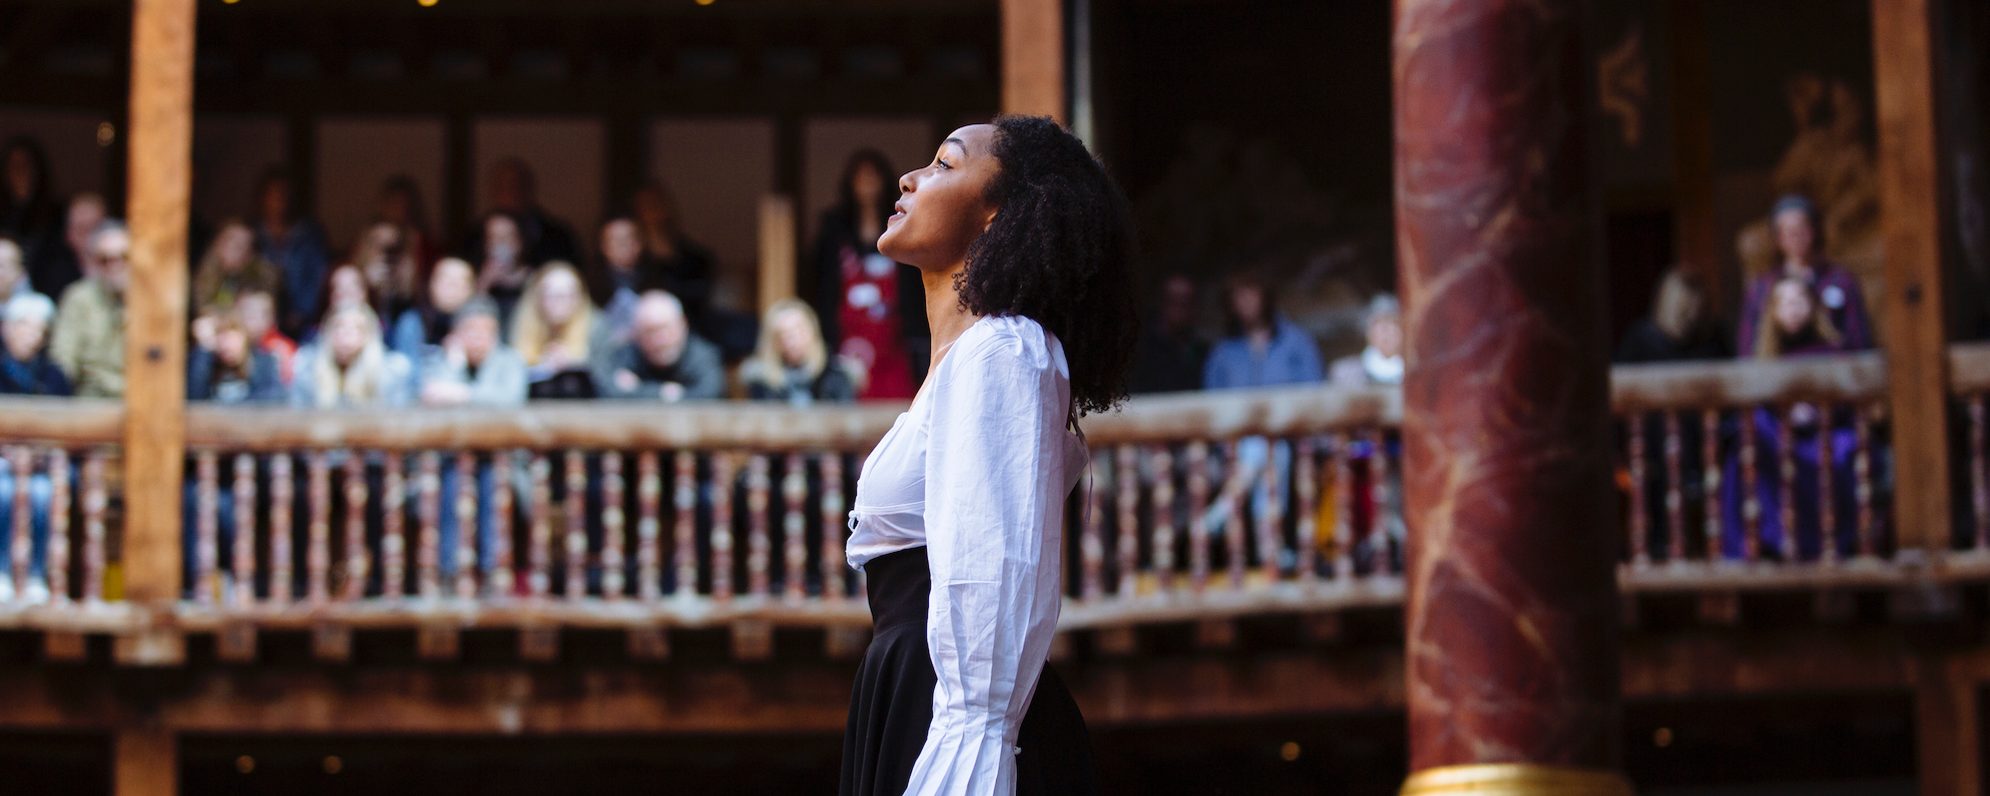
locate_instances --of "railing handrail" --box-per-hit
[0,396,122,446]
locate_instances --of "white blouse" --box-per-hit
[846,314,1089,796]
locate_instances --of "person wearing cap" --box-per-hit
[1329,293,1405,388]
[1735,194,1873,354]
[0,291,68,396]
[417,294,526,582]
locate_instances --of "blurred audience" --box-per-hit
[192,219,282,318]
[419,295,526,408]
[291,303,413,409]
[1329,294,1404,388]
[234,289,296,385]
[371,175,441,284]
[1616,268,1731,364]
[511,262,605,399]
[1129,273,1207,394]
[742,299,856,405]
[391,257,476,358]
[251,168,331,338]
[592,290,723,402]
[30,193,102,298]
[1736,194,1873,354]
[351,220,422,320]
[591,217,650,345]
[0,292,69,396]
[813,150,927,400]
[1204,272,1324,390]
[470,211,533,317]
[469,158,578,266]
[187,316,284,404]
[627,183,717,331]
[50,222,130,398]
[0,237,37,304]
[0,138,60,293]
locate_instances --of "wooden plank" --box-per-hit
[122,0,197,610]
[113,726,175,796]
[756,195,797,317]
[1872,0,1955,562]
[1000,0,1064,120]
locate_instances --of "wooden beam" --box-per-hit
[123,0,196,629]
[1000,0,1064,120]
[1872,0,1955,562]
[113,726,176,796]
[756,194,798,315]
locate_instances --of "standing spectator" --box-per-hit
[187,316,284,404]
[590,217,651,345]
[291,303,414,409]
[350,221,422,320]
[469,212,534,317]
[234,289,296,385]
[812,150,927,400]
[419,297,526,577]
[1329,294,1405,388]
[1735,194,1873,353]
[465,158,578,266]
[0,138,60,287]
[374,175,440,276]
[741,299,856,405]
[50,222,130,398]
[0,237,38,303]
[511,262,606,399]
[1616,268,1731,364]
[1720,277,1861,561]
[1204,272,1324,390]
[0,292,65,602]
[390,257,476,358]
[628,183,717,326]
[0,292,70,396]
[28,193,102,300]
[1129,273,1208,394]
[591,290,723,402]
[251,168,331,338]
[191,220,282,317]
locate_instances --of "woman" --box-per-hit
[511,262,607,398]
[814,149,929,401]
[389,257,476,357]
[187,316,284,404]
[742,298,856,405]
[192,220,283,317]
[349,221,421,320]
[841,117,1132,796]
[1719,277,1861,561]
[374,175,440,277]
[292,303,414,409]
[628,181,717,326]
[1735,194,1873,353]
[234,289,297,384]
[250,168,331,338]
[471,211,534,317]
[1615,269,1730,562]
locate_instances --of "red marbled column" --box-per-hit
[1393,0,1624,787]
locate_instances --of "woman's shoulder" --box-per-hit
[951,315,1055,370]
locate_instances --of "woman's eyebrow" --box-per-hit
[943,138,967,156]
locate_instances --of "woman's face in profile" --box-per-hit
[877,124,999,270]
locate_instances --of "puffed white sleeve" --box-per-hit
[903,337,1070,796]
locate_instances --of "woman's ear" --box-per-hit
[982,207,998,233]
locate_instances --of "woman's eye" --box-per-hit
[936,158,952,170]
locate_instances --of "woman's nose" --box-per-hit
[898,170,918,194]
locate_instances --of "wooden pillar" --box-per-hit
[1666,0,1722,312]
[1001,0,1066,121]
[757,195,797,315]
[114,727,177,796]
[1872,0,1955,562]
[1393,0,1629,793]
[123,0,195,658]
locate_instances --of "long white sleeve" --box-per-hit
[904,328,1072,796]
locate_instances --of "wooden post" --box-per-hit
[1666,0,1722,312]
[1914,657,1982,796]
[1001,0,1066,121]
[122,0,196,662]
[756,194,797,316]
[114,727,177,796]
[1872,0,1955,563]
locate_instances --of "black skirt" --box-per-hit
[841,547,1097,796]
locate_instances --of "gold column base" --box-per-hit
[1401,763,1635,796]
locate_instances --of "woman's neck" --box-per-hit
[923,262,979,371]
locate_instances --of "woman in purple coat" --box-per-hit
[1720,276,1864,560]
[1735,194,1874,353]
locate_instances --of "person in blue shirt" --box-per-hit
[1203,272,1324,390]
[0,291,67,602]
[251,168,331,338]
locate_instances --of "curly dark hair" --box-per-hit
[957,115,1138,418]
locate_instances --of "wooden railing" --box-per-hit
[3,346,1990,645]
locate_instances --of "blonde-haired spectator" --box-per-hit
[741,299,857,405]
[291,302,413,409]
[510,261,608,398]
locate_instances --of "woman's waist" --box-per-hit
[862,546,931,629]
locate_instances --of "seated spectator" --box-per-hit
[1616,268,1731,364]
[350,220,422,321]
[592,290,723,402]
[50,221,130,398]
[0,292,69,396]
[419,296,527,409]
[1205,272,1324,390]
[295,263,376,346]
[188,316,284,404]
[1329,294,1404,388]
[1129,273,1207,394]
[192,219,282,317]
[252,168,331,338]
[1720,276,1861,561]
[1736,194,1873,353]
[291,303,414,409]
[418,296,525,576]
[470,211,534,317]
[234,289,296,384]
[0,236,38,303]
[390,257,476,358]
[512,262,608,399]
[741,299,856,405]
[591,217,652,345]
